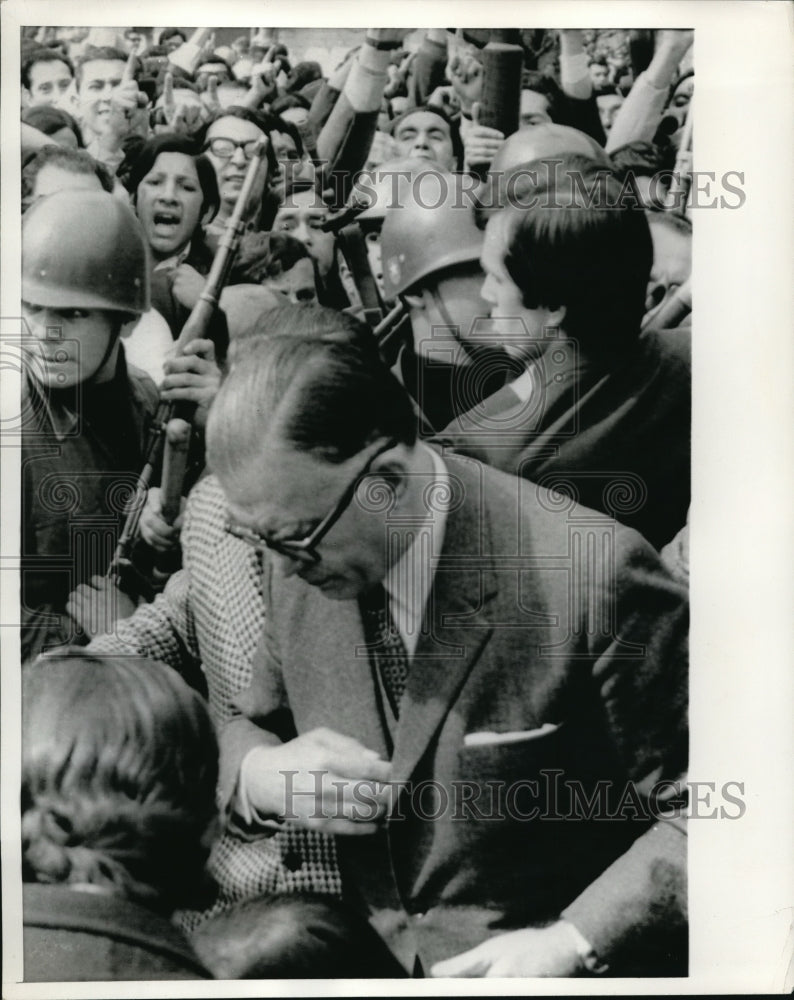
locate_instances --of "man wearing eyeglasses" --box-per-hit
[200,108,308,245]
[206,331,689,978]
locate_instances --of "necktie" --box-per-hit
[359,583,410,717]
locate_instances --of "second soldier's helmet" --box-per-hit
[380,170,485,300]
[22,191,150,317]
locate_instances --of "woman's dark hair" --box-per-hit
[21,105,83,147]
[22,652,218,912]
[496,154,653,354]
[122,133,220,224]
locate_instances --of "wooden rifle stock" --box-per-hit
[107,139,268,579]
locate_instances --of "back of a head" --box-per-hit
[21,105,83,146]
[495,154,653,353]
[207,320,417,483]
[476,124,613,229]
[22,652,218,910]
[22,146,113,212]
[380,170,485,298]
[489,122,611,183]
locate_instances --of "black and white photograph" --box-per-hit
[1,2,791,995]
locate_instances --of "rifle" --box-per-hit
[107,137,268,582]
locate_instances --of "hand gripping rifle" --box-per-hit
[107,138,268,582]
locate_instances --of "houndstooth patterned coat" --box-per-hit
[90,475,342,929]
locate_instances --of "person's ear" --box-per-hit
[544,304,566,330]
[402,291,426,313]
[369,451,410,503]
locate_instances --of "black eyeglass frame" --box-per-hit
[225,437,398,565]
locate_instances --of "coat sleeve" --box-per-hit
[217,566,291,818]
[561,529,689,963]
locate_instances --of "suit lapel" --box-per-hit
[390,457,497,788]
[296,589,392,760]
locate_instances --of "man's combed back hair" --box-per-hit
[22,47,75,89]
[22,146,114,210]
[22,652,218,911]
[207,310,417,477]
[75,46,129,85]
[496,154,653,352]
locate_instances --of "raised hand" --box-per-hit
[462,101,505,172]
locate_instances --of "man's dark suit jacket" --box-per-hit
[435,328,691,550]
[220,454,688,975]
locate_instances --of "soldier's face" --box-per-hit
[21,305,118,387]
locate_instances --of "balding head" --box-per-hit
[491,123,611,176]
[476,126,614,229]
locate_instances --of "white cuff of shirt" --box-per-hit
[233,745,286,832]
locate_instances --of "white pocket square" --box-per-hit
[463,723,561,747]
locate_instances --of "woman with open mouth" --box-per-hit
[123,133,228,357]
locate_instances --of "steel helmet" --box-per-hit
[352,157,441,222]
[22,191,150,316]
[380,171,485,299]
[490,122,612,175]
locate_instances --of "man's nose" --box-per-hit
[293,221,312,246]
[230,145,248,167]
[27,310,61,340]
[412,132,430,149]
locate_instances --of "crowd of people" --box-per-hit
[18,25,693,981]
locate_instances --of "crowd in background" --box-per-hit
[19,25,693,981]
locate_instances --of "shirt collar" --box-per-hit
[152,241,191,273]
[382,444,448,656]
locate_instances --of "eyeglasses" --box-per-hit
[205,137,261,160]
[225,438,397,565]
